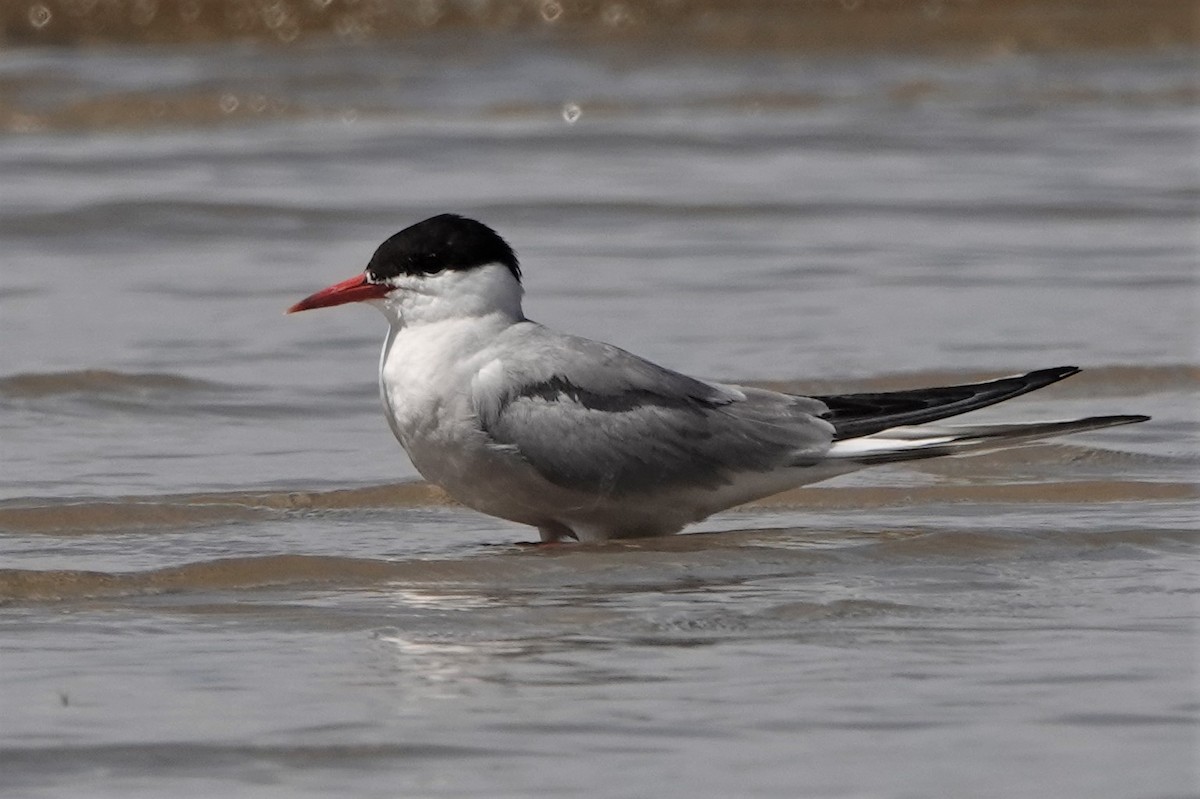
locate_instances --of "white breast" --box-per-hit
[378,313,513,489]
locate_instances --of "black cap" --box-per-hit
[366,214,521,284]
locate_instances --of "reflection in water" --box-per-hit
[370,632,528,698]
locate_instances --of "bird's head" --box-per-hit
[287,214,523,325]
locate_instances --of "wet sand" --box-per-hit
[3,0,1197,52]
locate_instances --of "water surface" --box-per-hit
[1,24,1197,799]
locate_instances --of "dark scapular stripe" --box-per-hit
[515,375,714,414]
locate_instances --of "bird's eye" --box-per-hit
[421,252,445,274]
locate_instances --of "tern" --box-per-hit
[288,214,1148,543]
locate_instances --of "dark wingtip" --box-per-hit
[1010,366,1082,392]
[817,365,1100,441]
[1109,414,1151,426]
[1030,365,1081,381]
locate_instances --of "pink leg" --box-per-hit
[537,521,577,544]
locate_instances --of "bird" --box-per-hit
[287,213,1148,543]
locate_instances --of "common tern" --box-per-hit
[288,214,1148,543]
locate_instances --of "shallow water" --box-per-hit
[1,26,1198,799]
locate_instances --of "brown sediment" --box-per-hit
[0,90,304,134]
[0,554,484,601]
[0,482,455,534]
[0,501,274,533]
[0,544,795,601]
[2,520,1196,602]
[238,481,455,510]
[0,369,223,398]
[1,477,1192,535]
[5,78,1198,134]
[1,0,1195,51]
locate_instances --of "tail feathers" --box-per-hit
[812,366,1081,441]
[825,415,1149,465]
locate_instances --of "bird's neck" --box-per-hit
[375,265,527,391]
[377,295,523,439]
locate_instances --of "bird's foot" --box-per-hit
[536,522,578,545]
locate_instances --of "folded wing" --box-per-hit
[474,326,833,496]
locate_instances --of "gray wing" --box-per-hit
[472,323,834,496]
